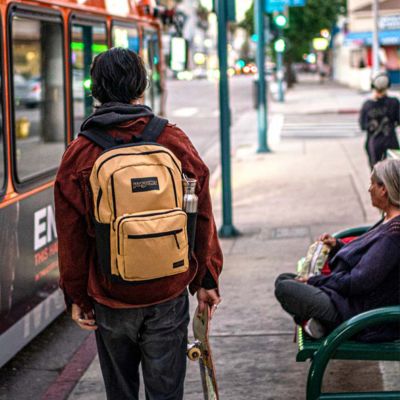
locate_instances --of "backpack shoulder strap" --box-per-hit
[140,116,168,143]
[79,128,120,150]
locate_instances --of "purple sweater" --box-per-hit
[308,217,400,342]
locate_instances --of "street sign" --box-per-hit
[266,0,289,13]
[290,0,306,6]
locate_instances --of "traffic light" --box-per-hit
[274,14,288,28]
[274,38,286,52]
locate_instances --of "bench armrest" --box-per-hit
[307,306,400,400]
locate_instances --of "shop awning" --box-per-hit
[344,30,400,46]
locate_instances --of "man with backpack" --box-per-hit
[55,48,222,400]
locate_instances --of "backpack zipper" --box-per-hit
[167,167,178,207]
[96,188,102,221]
[96,149,182,178]
[127,229,183,249]
[117,209,184,253]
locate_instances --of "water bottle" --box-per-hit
[183,176,198,254]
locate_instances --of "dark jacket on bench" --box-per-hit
[308,216,400,342]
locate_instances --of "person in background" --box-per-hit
[359,72,400,168]
[275,159,400,342]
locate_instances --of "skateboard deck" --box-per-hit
[188,305,219,400]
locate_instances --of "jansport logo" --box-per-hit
[131,177,160,193]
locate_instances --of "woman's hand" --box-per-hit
[318,233,337,249]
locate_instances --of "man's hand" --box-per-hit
[318,233,337,249]
[71,303,97,331]
[197,288,221,319]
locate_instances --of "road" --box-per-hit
[165,75,254,172]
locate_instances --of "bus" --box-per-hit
[0,0,165,367]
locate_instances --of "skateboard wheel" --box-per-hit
[187,347,201,361]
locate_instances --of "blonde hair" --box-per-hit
[372,159,400,208]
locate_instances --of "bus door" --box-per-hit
[70,17,108,136]
[142,28,163,115]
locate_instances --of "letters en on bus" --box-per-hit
[34,205,57,252]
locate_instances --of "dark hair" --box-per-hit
[90,47,148,104]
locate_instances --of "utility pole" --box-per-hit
[254,0,270,153]
[276,30,284,102]
[216,0,239,238]
[273,13,287,102]
[372,0,379,74]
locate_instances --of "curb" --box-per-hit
[41,333,97,400]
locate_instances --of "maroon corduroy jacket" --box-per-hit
[54,116,223,313]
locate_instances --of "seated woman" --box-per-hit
[275,159,400,342]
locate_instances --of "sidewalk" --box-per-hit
[65,79,398,399]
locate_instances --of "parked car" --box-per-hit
[14,75,42,108]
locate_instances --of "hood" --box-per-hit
[80,103,154,132]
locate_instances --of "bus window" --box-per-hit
[71,22,107,136]
[112,23,139,53]
[142,29,162,114]
[11,16,65,183]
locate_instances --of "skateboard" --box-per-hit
[187,305,219,400]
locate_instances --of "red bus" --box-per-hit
[0,0,165,367]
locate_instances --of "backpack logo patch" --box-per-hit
[131,177,160,193]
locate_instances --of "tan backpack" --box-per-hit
[80,117,189,283]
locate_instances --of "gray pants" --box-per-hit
[275,273,340,329]
[94,290,189,400]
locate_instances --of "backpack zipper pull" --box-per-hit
[173,233,180,249]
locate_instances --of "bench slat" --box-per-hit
[296,327,400,362]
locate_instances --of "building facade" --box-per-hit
[333,0,400,90]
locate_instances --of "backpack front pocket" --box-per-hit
[115,209,189,281]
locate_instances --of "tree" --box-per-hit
[239,0,346,84]
[284,0,346,62]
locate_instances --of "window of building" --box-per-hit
[142,29,162,114]
[70,21,107,136]
[11,15,66,183]
[112,23,139,53]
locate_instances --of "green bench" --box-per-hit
[296,226,400,400]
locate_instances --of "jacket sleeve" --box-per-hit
[54,144,93,313]
[309,236,399,296]
[163,126,223,293]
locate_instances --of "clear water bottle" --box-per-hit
[183,176,198,253]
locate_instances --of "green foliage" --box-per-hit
[238,2,254,36]
[239,0,346,61]
[284,0,346,61]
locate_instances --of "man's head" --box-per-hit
[371,71,390,95]
[90,48,148,104]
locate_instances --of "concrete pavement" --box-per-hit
[65,77,399,400]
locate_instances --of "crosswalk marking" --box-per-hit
[171,107,199,118]
[281,114,362,138]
